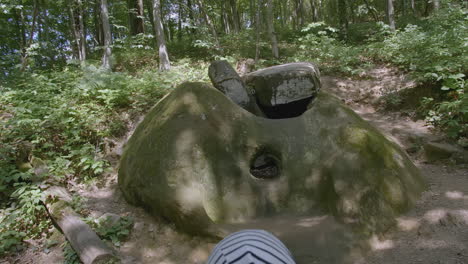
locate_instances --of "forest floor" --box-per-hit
[3,66,468,264]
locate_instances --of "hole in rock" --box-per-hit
[250,153,280,179]
[257,96,314,119]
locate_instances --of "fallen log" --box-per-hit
[44,186,119,264]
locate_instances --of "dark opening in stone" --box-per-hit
[250,153,280,179]
[257,96,314,119]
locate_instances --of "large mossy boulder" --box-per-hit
[118,81,425,237]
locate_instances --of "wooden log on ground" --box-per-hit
[44,186,119,264]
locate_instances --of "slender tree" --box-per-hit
[387,0,396,31]
[186,0,195,34]
[93,0,104,47]
[144,0,155,34]
[337,0,348,38]
[20,0,39,70]
[177,0,183,39]
[196,0,220,48]
[13,4,27,69]
[433,0,440,11]
[265,0,279,58]
[101,0,112,69]
[153,0,171,71]
[229,0,241,33]
[221,1,231,33]
[310,0,318,22]
[69,0,86,62]
[363,0,379,21]
[255,0,262,61]
[128,0,145,35]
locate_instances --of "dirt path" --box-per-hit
[322,70,468,264]
[5,67,467,264]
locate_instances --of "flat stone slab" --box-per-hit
[244,62,321,107]
[424,142,468,163]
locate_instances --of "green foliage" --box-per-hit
[295,22,373,75]
[347,22,393,43]
[367,4,467,139]
[62,223,125,264]
[69,194,88,215]
[0,183,49,256]
[88,215,133,247]
[0,58,207,254]
[381,92,404,110]
[62,241,80,264]
[0,230,25,256]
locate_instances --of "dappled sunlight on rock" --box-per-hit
[188,244,213,263]
[295,215,327,227]
[445,191,468,200]
[417,239,450,249]
[424,208,447,224]
[396,217,420,231]
[119,81,425,239]
[369,235,394,251]
[176,184,204,212]
[453,210,468,225]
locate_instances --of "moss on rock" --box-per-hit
[118,82,425,236]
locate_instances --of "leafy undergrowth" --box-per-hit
[291,4,466,143]
[0,59,208,256]
[61,215,134,264]
[367,5,467,141]
[1,3,466,259]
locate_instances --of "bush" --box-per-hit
[294,22,373,75]
[0,59,208,255]
[367,4,467,139]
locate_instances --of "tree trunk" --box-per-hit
[337,0,348,39]
[177,0,183,40]
[292,0,298,30]
[349,0,356,23]
[39,2,54,64]
[186,0,196,34]
[410,0,415,14]
[44,187,118,264]
[265,0,279,59]
[402,0,406,16]
[94,0,104,47]
[433,0,440,11]
[387,0,396,31]
[296,0,304,28]
[21,0,39,71]
[69,1,79,59]
[101,0,112,70]
[144,0,155,34]
[153,0,171,71]
[229,0,241,33]
[310,0,318,22]
[277,0,285,26]
[68,0,86,62]
[363,0,378,21]
[128,0,145,35]
[255,0,262,62]
[196,0,220,48]
[221,1,231,33]
[77,0,86,61]
[13,8,26,69]
[424,0,430,16]
[249,0,255,29]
